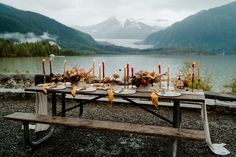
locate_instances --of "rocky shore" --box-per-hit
[0,74,34,89]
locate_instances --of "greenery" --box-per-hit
[0,3,96,51]
[179,61,213,91]
[144,1,236,54]
[224,77,236,95]
[0,39,60,57]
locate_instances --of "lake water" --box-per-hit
[95,38,153,49]
[1,54,236,92]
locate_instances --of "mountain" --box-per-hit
[76,18,161,39]
[143,1,236,54]
[0,3,98,51]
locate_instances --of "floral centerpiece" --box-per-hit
[131,71,161,88]
[63,66,92,84]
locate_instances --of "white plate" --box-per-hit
[81,87,96,92]
[48,85,66,90]
[157,91,181,97]
[162,86,175,91]
[115,89,136,95]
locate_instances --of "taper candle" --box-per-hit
[92,59,95,81]
[131,67,134,78]
[158,64,161,74]
[124,65,126,85]
[198,62,200,80]
[102,61,105,79]
[99,64,101,83]
[49,58,52,75]
[64,60,67,76]
[127,63,129,83]
[167,64,170,90]
[41,59,46,75]
[192,62,195,82]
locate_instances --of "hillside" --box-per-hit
[143,1,236,54]
[0,3,100,51]
[76,18,160,39]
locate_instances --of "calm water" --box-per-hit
[1,54,236,92]
[96,38,153,49]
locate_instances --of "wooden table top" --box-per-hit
[25,86,205,103]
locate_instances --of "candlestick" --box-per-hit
[41,59,46,75]
[99,64,101,83]
[49,58,52,75]
[167,65,170,91]
[64,60,67,76]
[127,63,129,85]
[102,61,105,80]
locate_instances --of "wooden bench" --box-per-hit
[4,112,205,143]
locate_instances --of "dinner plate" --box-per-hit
[48,85,66,90]
[114,89,136,95]
[157,91,181,97]
[81,87,96,92]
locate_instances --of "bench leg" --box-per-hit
[23,121,54,146]
[79,103,83,117]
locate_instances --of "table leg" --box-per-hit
[171,100,181,157]
[52,93,57,116]
[61,93,65,117]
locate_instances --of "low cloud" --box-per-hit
[0,32,57,43]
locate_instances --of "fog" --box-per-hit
[0,32,57,43]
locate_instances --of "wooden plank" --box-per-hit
[4,112,205,141]
[25,86,205,103]
[204,91,236,101]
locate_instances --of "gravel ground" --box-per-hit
[0,96,235,157]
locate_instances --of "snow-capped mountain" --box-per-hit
[75,18,162,39]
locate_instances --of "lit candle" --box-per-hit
[127,63,129,83]
[124,65,126,85]
[131,67,134,78]
[64,60,67,76]
[167,64,170,91]
[41,59,46,75]
[99,64,101,83]
[49,58,52,75]
[102,61,105,79]
[158,64,161,74]
[198,62,200,81]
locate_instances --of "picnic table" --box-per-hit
[4,85,230,156]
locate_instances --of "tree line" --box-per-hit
[0,39,89,57]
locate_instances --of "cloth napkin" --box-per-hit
[35,92,49,132]
[151,89,158,108]
[107,89,114,107]
[71,86,77,97]
[202,103,230,155]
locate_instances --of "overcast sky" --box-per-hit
[0,0,235,27]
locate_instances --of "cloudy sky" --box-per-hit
[0,0,235,27]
